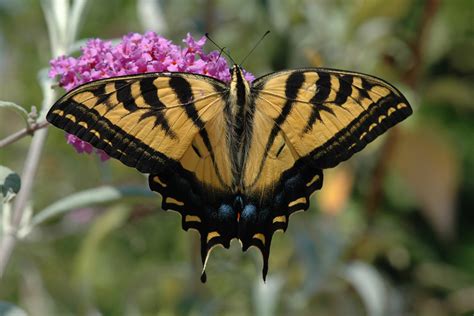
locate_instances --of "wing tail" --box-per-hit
[149,167,237,283]
[239,161,323,281]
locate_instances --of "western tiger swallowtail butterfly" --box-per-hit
[47,36,412,282]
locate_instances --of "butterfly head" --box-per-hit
[229,64,251,112]
[205,31,270,75]
[230,64,246,79]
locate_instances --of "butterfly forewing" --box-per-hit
[251,68,412,170]
[47,73,229,173]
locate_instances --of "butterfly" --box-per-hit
[47,61,412,282]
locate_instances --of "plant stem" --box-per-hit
[0,120,49,149]
[0,234,15,278]
[0,128,51,278]
[12,128,50,225]
[364,0,440,216]
[0,0,87,280]
[403,0,441,87]
[0,81,56,278]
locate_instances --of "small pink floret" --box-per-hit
[50,32,254,161]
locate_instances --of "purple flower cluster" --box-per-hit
[49,32,254,160]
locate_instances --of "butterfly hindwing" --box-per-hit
[149,166,238,282]
[237,159,323,279]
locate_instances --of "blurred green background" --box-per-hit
[1,0,473,315]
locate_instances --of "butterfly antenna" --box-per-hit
[239,30,270,67]
[218,46,226,59]
[205,33,237,65]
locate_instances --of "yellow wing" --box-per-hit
[235,69,412,277]
[246,68,412,193]
[47,73,239,279]
[47,73,233,189]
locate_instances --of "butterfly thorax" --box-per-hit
[227,65,253,190]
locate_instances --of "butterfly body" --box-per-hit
[226,66,253,190]
[47,63,412,282]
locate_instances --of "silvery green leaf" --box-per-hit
[0,166,21,198]
[0,302,28,316]
[0,101,29,126]
[31,185,154,227]
[344,261,387,316]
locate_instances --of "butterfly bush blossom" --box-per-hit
[49,32,254,160]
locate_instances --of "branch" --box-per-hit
[364,0,441,218]
[403,0,441,87]
[0,120,49,149]
[0,124,51,279]
[0,0,89,280]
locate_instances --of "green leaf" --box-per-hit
[425,77,474,110]
[392,127,460,241]
[31,185,155,227]
[74,205,131,294]
[0,166,21,198]
[0,302,28,316]
[0,101,29,126]
[253,276,283,316]
[344,261,389,316]
[351,0,412,25]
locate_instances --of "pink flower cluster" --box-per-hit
[49,32,254,160]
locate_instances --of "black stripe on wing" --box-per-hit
[47,99,171,173]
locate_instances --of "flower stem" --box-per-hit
[0,234,16,278]
[0,127,51,278]
[12,128,50,225]
[0,80,57,278]
[364,0,440,217]
[0,120,49,149]
[0,0,87,280]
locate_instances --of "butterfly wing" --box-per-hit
[239,69,412,277]
[47,73,236,278]
[251,69,412,168]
